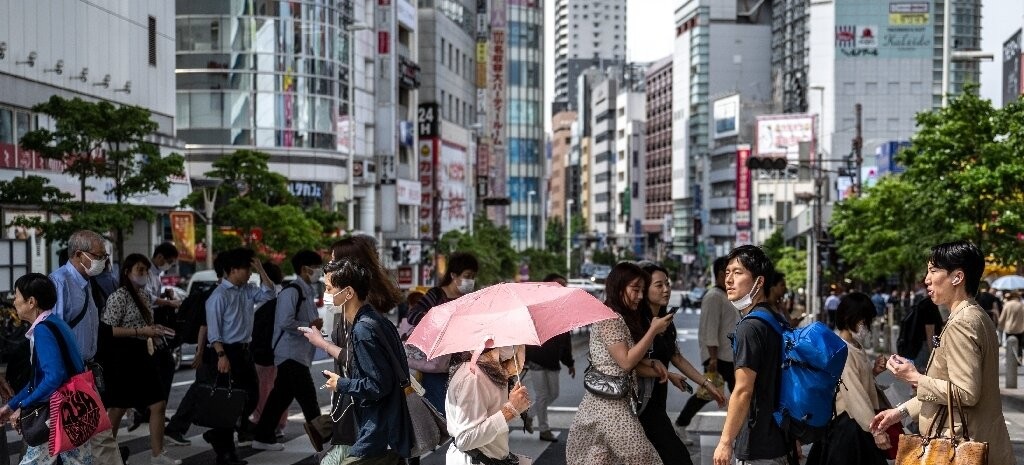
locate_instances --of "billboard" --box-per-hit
[712,95,740,139]
[1004,29,1022,107]
[438,142,469,234]
[735,145,752,230]
[835,0,932,59]
[169,212,196,263]
[755,115,816,157]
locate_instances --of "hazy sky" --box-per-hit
[543,0,1024,132]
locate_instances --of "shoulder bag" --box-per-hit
[895,383,988,465]
[192,373,248,430]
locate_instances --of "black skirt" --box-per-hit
[806,412,887,465]
[97,333,165,409]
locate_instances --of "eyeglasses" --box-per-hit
[83,250,110,261]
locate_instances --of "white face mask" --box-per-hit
[730,278,762,311]
[853,324,870,344]
[158,262,173,272]
[498,346,516,362]
[83,254,106,277]
[323,291,341,307]
[130,275,149,288]
[457,278,475,295]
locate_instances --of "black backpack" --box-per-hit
[251,283,303,366]
[176,287,216,345]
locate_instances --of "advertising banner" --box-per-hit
[438,142,469,234]
[488,0,508,224]
[1003,29,1022,106]
[835,0,932,59]
[755,115,816,157]
[713,95,740,139]
[735,145,752,230]
[169,211,196,263]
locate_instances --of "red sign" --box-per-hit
[378,31,390,54]
[397,266,413,286]
[735,145,752,230]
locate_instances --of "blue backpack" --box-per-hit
[740,308,848,444]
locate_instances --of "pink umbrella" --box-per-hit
[406,282,617,360]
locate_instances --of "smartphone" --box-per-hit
[666,307,680,315]
[322,370,331,379]
[297,326,314,333]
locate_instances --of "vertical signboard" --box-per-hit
[1004,29,1022,107]
[439,142,469,234]
[376,0,399,231]
[735,145,752,230]
[489,0,508,224]
[169,211,196,263]
[417,103,440,240]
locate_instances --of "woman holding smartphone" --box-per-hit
[637,262,725,465]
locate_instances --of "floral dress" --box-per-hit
[565,315,661,465]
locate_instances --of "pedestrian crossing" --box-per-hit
[2,407,570,465]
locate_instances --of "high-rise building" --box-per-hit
[588,74,617,239]
[552,0,627,113]
[176,0,356,219]
[643,56,673,261]
[613,75,646,257]
[674,0,773,271]
[1,0,188,269]
[548,111,576,223]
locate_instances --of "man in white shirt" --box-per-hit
[675,257,737,443]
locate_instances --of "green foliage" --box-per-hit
[4,97,184,258]
[182,150,342,263]
[591,249,617,266]
[520,248,567,280]
[545,217,565,254]
[760,230,808,291]
[436,215,518,286]
[830,85,1024,283]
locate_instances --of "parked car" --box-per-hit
[681,287,707,309]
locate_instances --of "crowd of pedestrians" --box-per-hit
[0,228,1020,465]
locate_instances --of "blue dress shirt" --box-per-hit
[206,279,276,345]
[49,261,98,360]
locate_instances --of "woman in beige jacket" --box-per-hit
[871,240,1015,464]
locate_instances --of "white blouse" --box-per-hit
[445,362,511,463]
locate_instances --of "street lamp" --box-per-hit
[192,178,223,269]
[566,199,574,274]
[526,190,536,249]
[346,22,371,230]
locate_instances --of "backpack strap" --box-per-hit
[67,284,91,329]
[38,320,84,377]
[271,282,306,352]
[742,307,787,335]
[359,317,411,389]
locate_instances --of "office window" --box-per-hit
[148,16,157,66]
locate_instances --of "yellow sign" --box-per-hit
[170,211,196,263]
[889,13,928,25]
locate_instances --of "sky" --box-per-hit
[543,0,1024,132]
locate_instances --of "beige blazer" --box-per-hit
[905,301,1015,464]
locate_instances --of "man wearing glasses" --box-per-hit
[50,229,126,465]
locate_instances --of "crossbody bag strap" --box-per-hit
[67,286,90,329]
[359,317,411,388]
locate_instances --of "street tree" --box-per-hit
[12,97,185,259]
[436,215,518,286]
[760,230,808,292]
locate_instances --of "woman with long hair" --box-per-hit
[99,253,181,465]
[565,262,674,465]
[637,262,724,464]
[331,236,402,314]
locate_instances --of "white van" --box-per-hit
[185,269,261,296]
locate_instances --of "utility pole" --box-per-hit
[853,103,863,197]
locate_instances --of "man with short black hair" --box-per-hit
[252,250,325,451]
[714,245,789,465]
[203,248,276,465]
[148,242,181,309]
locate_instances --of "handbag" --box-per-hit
[18,402,50,447]
[192,374,248,429]
[895,384,988,465]
[582,362,631,399]
[407,385,451,456]
[32,321,112,455]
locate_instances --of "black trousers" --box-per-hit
[204,343,260,454]
[165,359,214,436]
[253,359,322,443]
[675,359,736,427]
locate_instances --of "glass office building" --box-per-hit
[507,0,545,249]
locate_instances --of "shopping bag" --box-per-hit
[40,320,111,456]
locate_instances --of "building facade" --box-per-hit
[0,0,187,272]
[588,74,617,238]
[547,110,576,222]
[613,86,645,257]
[643,56,673,260]
[552,0,626,113]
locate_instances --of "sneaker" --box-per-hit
[303,422,325,453]
[252,441,285,451]
[275,429,285,440]
[676,426,694,446]
[164,431,191,446]
[538,430,558,442]
[236,431,254,448]
[151,452,182,465]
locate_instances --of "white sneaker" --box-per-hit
[151,452,182,465]
[252,440,285,451]
[676,426,694,446]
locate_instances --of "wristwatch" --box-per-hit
[216,351,226,358]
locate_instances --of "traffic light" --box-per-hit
[391,246,401,262]
[746,156,788,171]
